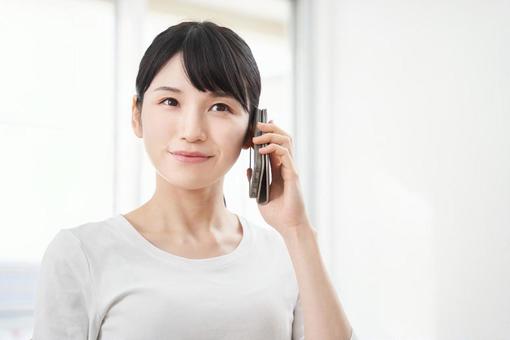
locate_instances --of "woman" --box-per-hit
[32,21,355,340]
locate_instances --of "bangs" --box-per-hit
[181,25,253,114]
[135,20,261,126]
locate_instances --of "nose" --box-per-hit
[180,109,207,142]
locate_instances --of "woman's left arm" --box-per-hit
[251,120,353,340]
[282,221,353,340]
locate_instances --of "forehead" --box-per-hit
[146,52,246,108]
[149,53,191,91]
[148,53,236,101]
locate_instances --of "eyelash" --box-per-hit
[160,97,234,114]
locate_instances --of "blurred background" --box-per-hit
[0,0,508,339]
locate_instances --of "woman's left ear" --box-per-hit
[242,136,252,150]
[242,122,254,150]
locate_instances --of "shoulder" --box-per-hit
[42,215,116,265]
[239,215,290,255]
[241,215,283,241]
[239,215,299,290]
[39,228,92,285]
[43,228,81,260]
[65,215,116,242]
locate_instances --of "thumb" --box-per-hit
[246,168,252,181]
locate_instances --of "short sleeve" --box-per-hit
[32,229,95,340]
[292,293,358,340]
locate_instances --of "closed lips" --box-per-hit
[171,151,212,157]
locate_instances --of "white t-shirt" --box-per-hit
[32,214,357,340]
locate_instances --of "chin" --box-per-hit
[157,171,218,191]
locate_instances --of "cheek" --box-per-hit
[215,121,246,148]
[140,116,176,164]
[224,127,247,167]
[142,113,174,143]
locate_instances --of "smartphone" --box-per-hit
[248,108,271,204]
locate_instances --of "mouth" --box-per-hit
[169,152,213,163]
[170,151,213,157]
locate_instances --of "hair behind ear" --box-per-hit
[243,106,257,148]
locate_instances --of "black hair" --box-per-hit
[134,20,261,143]
[135,20,261,207]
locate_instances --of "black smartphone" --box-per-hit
[248,108,271,204]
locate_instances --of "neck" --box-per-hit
[131,173,234,237]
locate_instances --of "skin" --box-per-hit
[123,51,253,256]
[123,50,353,339]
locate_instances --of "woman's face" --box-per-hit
[131,51,251,190]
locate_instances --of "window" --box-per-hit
[0,0,114,337]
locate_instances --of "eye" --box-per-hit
[160,97,178,106]
[211,103,233,113]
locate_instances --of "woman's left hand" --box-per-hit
[247,120,313,238]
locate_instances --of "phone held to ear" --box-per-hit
[248,108,271,204]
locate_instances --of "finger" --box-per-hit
[257,121,292,139]
[252,133,292,148]
[253,133,293,158]
[268,150,283,183]
[259,143,299,180]
[255,122,294,156]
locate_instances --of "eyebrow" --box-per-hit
[153,86,233,99]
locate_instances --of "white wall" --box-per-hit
[294,0,510,339]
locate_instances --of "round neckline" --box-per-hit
[111,213,252,267]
